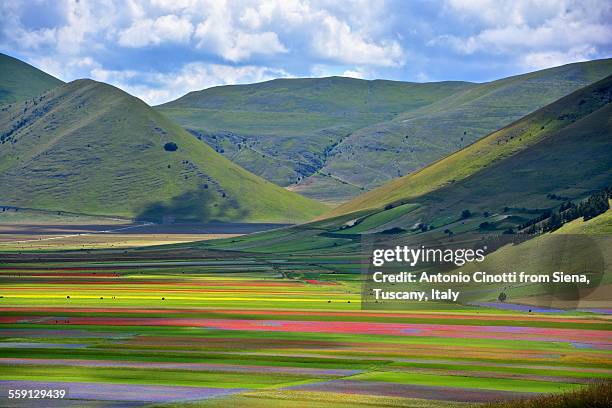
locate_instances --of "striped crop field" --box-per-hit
[0,251,610,407]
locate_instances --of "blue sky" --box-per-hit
[2,0,611,104]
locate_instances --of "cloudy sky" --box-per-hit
[2,0,611,105]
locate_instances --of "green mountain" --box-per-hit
[199,75,612,254]
[160,59,612,204]
[0,79,327,223]
[314,59,612,199]
[0,53,63,106]
[330,74,612,218]
[157,77,474,199]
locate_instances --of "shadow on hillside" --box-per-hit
[135,189,248,224]
[136,190,213,223]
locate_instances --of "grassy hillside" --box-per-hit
[0,79,327,223]
[196,76,612,255]
[158,77,475,198]
[162,76,473,113]
[330,75,612,217]
[160,60,611,204]
[310,59,612,201]
[554,201,612,235]
[0,53,63,106]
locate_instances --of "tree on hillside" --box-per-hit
[163,142,178,151]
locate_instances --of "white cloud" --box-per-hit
[230,0,406,66]
[1,0,407,76]
[118,14,194,47]
[435,20,611,56]
[445,0,564,26]
[194,20,287,62]
[15,27,57,50]
[150,0,203,11]
[1,0,609,104]
[2,0,106,54]
[31,56,101,82]
[415,71,429,82]
[312,14,405,67]
[438,0,612,70]
[90,67,138,83]
[521,45,598,70]
[240,7,264,29]
[342,69,366,79]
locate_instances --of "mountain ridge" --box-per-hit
[328,74,612,218]
[159,59,612,204]
[0,53,63,106]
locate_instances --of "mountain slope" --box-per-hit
[162,76,473,113]
[160,59,611,204]
[197,76,612,254]
[0,79,327,223]
[329,75,612,217]
[554,202,612,235]
[158,77,475,195]
[300,59,612,201]
[0,53,63,105]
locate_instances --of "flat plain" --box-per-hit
[0,233,610,407]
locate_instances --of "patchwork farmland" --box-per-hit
[0,245,610,407]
